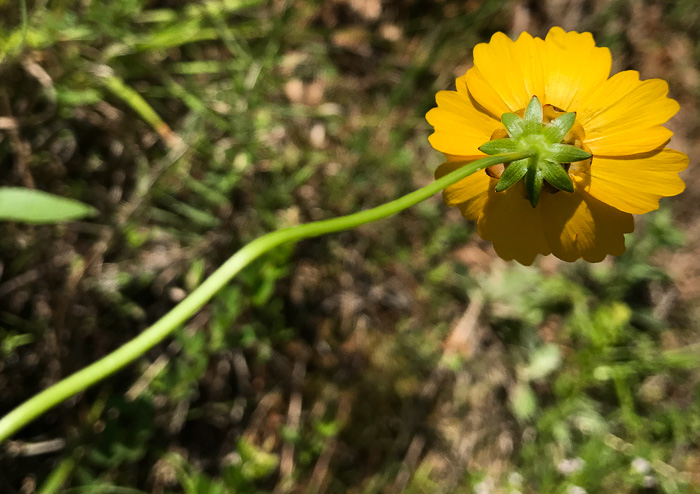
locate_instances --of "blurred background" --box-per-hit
[1,0,699,492]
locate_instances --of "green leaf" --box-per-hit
[525,164,543,208]
[479,138,519,155]
[523,344,562,380]
[550,143,592,163]
[543,112,577,143]
[495,158,528,192]
[237,438,279,481]
[540,159,574,193]
[501,112,524,138]
[523,96,543,134]
[0,187,97,224]
[510,383,537,422]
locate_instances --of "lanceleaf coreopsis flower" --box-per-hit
[427,27,688,265]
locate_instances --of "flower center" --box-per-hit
[478,96,593,207]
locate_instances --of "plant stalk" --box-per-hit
[0,151,531,443]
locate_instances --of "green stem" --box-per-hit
[37,458,75,494]
[0,151,530,443]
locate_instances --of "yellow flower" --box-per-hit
[426,27,688,265]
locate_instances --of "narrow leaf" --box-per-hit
[540,160,574,193]
[550,143,592,163]
[495,159,529,192]
[501,112,524,138]
[523,96,543,134]
[543,112,576,143]
[0,187,97,224]
[525,164,543,208]
[479,138,519,155]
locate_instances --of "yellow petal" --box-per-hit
[468,32,546,115]
[513,32,547,106]
[435,156,493,220]
[464,67,512,118]
[539,188,634,262]
[577,72,679,155]
[542,27,612,112]
[576,148,687,214]
[426,78,501,155]
[477,183,551,265]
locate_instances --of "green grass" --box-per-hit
[1,1,699,493]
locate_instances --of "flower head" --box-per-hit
[427,27,688,265]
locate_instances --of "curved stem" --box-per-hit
[0,151,530,443]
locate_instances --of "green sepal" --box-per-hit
[540,159,574,193]
[523,96,543,134]
[550,143,592,163]
[478,96,590,203]
[543,112,576,143]
[525,162,544,208]
[495,159,529,192]
[501,112,524,138]
[479,138,520,155]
